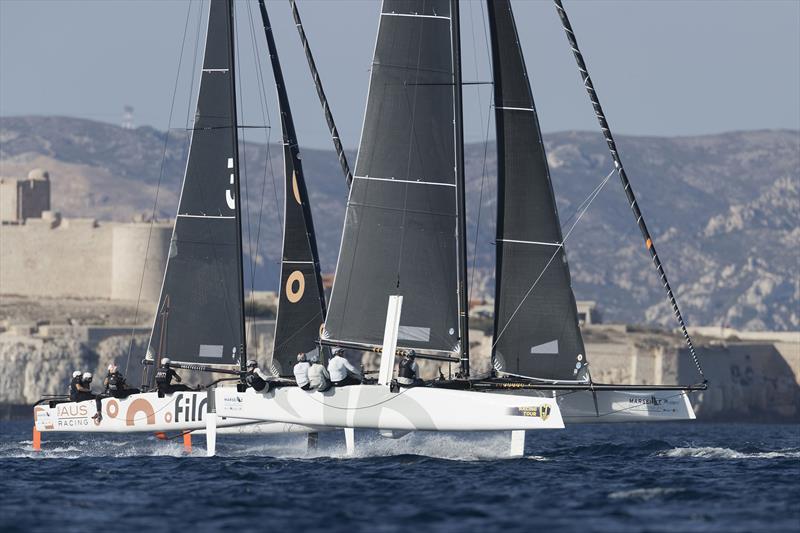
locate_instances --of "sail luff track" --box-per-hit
[258,0,328,376]
[553,0,705,381]
[450,0,470,376]
[289,0,353,188]
[487,0,587,382]
[229,0,246,372]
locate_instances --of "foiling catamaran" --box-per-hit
[34,0,707,456]
[33,0,333,447]
[206,0,707,454]
[33,0,567,456]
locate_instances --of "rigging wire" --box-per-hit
[124,0,196,377]
[466,0,494,305]
[553,0,705,381]
[232,0,257,350]
[244,0,279,343]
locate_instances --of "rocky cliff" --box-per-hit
[1,116,797,331]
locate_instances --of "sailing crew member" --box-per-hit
[77,372,103,421]
[244,359,270,392]
[155,358,190,395]
[104,363,139,399]
[69,370,82,401]
[308,354,331,392]
[293,353,311,390]
[328,348,361,387]
[397,351,421,388]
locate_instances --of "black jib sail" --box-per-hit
[323,0,463,356]
[488,0,588,381]
[148,0,245,368]
[257,1,327,377]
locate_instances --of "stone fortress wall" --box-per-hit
[0,169,170,303]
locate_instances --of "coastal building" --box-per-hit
[0,169,171,303]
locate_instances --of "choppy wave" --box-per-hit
[608,487,684,501]
[658,446,800,460]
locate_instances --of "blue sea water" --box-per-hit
[0,421,797,533]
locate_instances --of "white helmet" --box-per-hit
[161,358,171,366]
[72,370,82,378]
[82,372,93,381]
[296,353,307,362]
[108,363,118,373]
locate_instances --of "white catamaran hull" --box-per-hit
[502,389,696,423]
[213,384,564,431]
[33,391,317,434]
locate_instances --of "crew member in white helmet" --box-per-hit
[244,359,271,392]
[307,353,331,392]
[68,370,82,402]
[77,372,103,421]
[293,353,311,390]
[397,350,421,388]
[155,358,190,395]
[327,348,361,387]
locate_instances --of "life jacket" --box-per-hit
[108,372,124,392]
[155,368,171,387]
[398,358,417,385]
[308,363,331,392]
[245,371,267,392]
[69,376,80,401]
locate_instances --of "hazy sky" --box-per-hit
[1,0,798,148]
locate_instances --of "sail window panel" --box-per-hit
[356,16,455,185]
[382,0,450,17]
[325,183,459,352]
[152,217,243,366]
[496,111,562,244]
[494,246,584,380]
[272,263,325,377]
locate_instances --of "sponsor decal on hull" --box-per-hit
[508,405,552,421]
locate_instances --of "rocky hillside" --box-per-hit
[1,116,797,330]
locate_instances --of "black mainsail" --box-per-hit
[148,0,245,368]
[323,0,464,356]
[257,0,327,377]
[488,0,588,381]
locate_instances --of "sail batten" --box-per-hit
[147,0,244,368]
[489,0,588,381]
[324,0,461,354]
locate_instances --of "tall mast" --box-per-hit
[257,0,328,373]
[227,0,246,372]
[553,0,705,381]
[451,0,470,377]
[289,0,353,188]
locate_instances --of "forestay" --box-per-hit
[258,0,327,377]
[488,0,587,381]
[148,0,245,368]
[324,0,461,355]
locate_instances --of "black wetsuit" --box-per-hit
[245,370,268,392]
[106,371,139,399]
[69,376,81,402]
[155,367,190,395]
